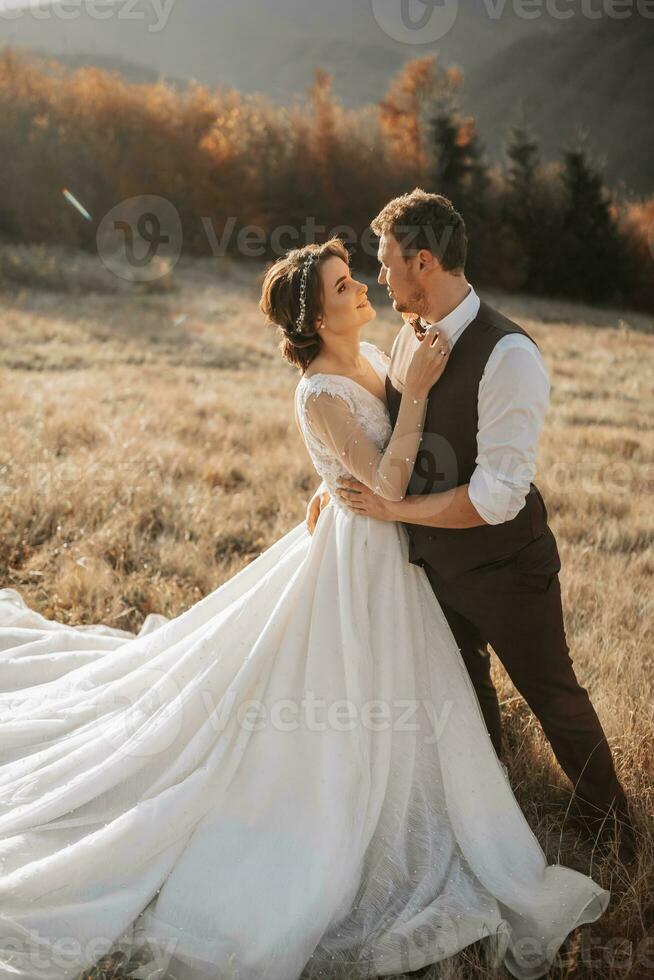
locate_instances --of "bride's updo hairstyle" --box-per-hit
[259,237,350,373]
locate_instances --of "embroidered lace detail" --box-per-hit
[295,343,392,510]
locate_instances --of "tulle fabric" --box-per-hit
[0,500,608,980]
[302,381,427,500]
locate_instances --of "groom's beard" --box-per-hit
[394,283,429,322]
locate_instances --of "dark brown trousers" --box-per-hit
[421,527,629,826]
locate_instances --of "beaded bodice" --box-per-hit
[295,342,392,510]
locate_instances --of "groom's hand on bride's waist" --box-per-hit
[335,479,396,521]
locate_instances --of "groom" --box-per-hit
[306,189,634,859]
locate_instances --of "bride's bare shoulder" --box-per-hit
[302,354,334,380]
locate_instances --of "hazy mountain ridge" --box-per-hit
[1,0,651,192]
[460,17,654,194]
[0,0,555,102]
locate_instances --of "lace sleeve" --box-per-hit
[303,388,428,502]
[295,395,328,495]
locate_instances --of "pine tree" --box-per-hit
[430,110,488,212]
[559,137,624,303]
[378,57,459,186]
[506,120,540,198]
[428,107,490,279]
[503,116,547,292]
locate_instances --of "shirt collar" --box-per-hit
[418,284,480,347]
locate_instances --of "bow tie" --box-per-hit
[408,314,438,339]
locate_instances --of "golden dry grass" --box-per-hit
[0,251,652,979]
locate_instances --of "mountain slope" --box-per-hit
[461,18,654,194]
[0,0,554,105]
[1,2,651,192]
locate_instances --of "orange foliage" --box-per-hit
[378,55,459,185]
[617,198,654,311]
[0,50,404,259]
[0,48,651,312]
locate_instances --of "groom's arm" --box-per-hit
[337,338,549,528]
[388,483,488,527]
[337,481,486,527]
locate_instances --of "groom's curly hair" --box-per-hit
[259,237,351,372]
[370,188,467,272]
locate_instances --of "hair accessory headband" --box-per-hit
[296,252,318,332]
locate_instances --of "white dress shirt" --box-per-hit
[414,285,550,524]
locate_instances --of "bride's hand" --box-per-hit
[404,329,451,399]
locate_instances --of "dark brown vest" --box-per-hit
[385,299,549,580]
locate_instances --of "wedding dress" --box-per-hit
[0,341,609,980]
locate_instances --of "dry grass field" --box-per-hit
[0,247,652,979]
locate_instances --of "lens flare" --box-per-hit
[61,187,92,221]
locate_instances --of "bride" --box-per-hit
[0,238,609,980]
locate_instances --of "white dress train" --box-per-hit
[0,342,608,980]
